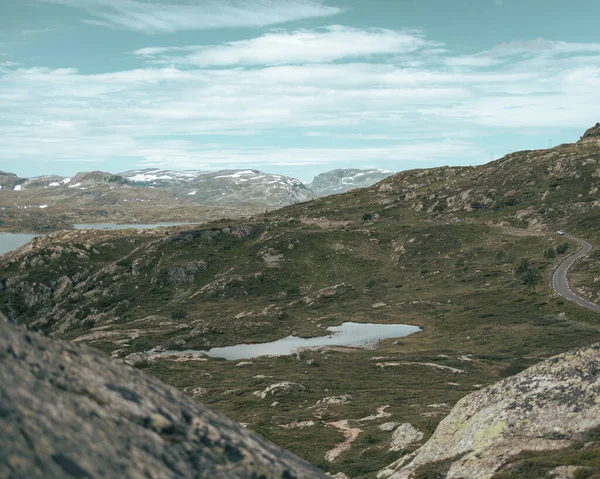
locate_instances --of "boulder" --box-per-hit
[0,316,328,478]
[383,343,600,479]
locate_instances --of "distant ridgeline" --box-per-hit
[0,167,394,208]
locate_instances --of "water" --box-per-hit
[0,223,193,255]
[0,233,39,255]
[74,222,191,230]
[151,322,422,361]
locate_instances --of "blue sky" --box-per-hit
[1,0,599,182]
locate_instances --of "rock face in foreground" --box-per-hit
[0,317,329,479]
[379,343,600,479]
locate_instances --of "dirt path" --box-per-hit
[325,420,362,462]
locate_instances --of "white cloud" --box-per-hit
[21,28,55,35]
[1,34,600,173]
[133,26,442,66]
[36,0,341,33]
[486,38,600,56]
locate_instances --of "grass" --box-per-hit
[3,137,600,477]
[492,427,600,479]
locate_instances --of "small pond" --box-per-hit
[0,233,39,255]
[150,322,422,361]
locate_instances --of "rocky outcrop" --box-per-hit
[0,316,329,478]
[388,423,425,452]
[0,171,21,190]
[581,122,600,141]
[380,343,600,479]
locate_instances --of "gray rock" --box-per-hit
[0,316,329,478]
[384,343,600,479]
[388,423,424,452]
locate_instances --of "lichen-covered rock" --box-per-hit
[389,423,424,452]
[253,381,306,400]
[0,316,329,479]
[383,343,600,479]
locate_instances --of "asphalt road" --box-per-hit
[552,235,600,314]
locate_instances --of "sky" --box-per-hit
[1,0,599,182]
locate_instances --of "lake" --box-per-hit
[149,322,422,361]
[0,233,39,255]
[0,223,194,255]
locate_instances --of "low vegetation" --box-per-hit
[2,130,600,477]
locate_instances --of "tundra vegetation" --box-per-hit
[2,127,600,477]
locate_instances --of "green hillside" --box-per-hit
[2,128,600,478]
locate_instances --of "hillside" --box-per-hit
[1,125,600,477]
[0,315,329,479]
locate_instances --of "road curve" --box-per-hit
[552,235,600,314]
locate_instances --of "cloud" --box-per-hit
[133,26,442,66]
[1,35,600,173]
[36,0,341,33]
[21,28,55,36]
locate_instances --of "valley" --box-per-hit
[0,168,390,233]
[2,126,600,477]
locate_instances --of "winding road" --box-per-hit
[552,235,600,314]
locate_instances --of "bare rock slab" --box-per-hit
[0,316,329,479]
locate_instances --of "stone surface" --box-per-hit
[0,316,329,479]
[383,343,600,479]
[388,423,425,452]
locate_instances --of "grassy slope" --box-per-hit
[2,138,600,478]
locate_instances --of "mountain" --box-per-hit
[0,315,330,479]
[380,343,600,478]
[309,168,393,197]
[120,168,315,208]
[0,171,21,190]
[2,125,600,477]
[0,170,260,233]
[0,167,397,232]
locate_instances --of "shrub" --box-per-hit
[516,258,532,276]
[556,242,570,255]
[171,309,187,320]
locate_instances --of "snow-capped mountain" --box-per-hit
[2,167,396,210]
[120,168,314,208]
[118,169,205,187]
[309,169,393,197]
